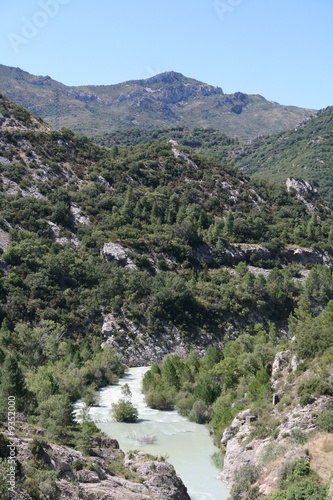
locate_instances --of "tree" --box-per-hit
[0,353,27,419]
[38,394,74,436]
[111,399,138,423]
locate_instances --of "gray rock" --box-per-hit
[272,350,291,377]
[102,242,137,269]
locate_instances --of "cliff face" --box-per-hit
[219,350,333,496]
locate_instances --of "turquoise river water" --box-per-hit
[74,366,229,500]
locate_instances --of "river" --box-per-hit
[74,366,229,500]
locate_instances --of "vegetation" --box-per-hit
[0,94,332,498]
[111,400,138,423]
[229,106,333,203]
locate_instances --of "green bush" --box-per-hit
[268,480,326,499]
[297,377,333,406]
[111,399,138,423]
[316,410,333,433]
[188,400,212,424]
[145,390,174,411]
[229,465,260,500]
[28,437,47,457]
[290,428,308,445]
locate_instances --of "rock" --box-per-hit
[286,178,318,198]
[76,469,100,483]
[71,204,90,225]
[272,350,291,377]
[291,354,300,372]
[171,147,199,170]
[286,178,318,213]
[221,243,332,268]
[102,242,137,269]
[10,434,189,499]
[102,314,121,336]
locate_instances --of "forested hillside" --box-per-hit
[0,95,332,498]
[97,106,333,205]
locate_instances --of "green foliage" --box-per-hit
[230,106,333,203]
[268,480,326,500]
[188,400,212,424]
[297,377,333,406]
[229,464,260,500]
[211,450,225,470]
[290,428,308,445]
[28,437,47,457]
[111,399,138,423]
[316,410,333,433]
[38,394,75,437]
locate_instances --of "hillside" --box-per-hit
[0,64,316,141]
[98,107,333,205]
[229,106,333,203]
[0,95,332,498]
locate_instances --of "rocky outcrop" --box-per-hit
[286,178,318,213]
[219,350,333,495]
[222,243,332,268]
[102,242,137,269]
[286,178,318,198]
[10,433,190,500]
[101,314,216,366]
[71,204,90,226]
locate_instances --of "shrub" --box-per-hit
[28,437,47,457]
[268,480,326,499]
[211,450,225,469]
[290,428,308,445]
[278,458,310,486]
[188,400,212,424]
[297,377,333,406]
[229,465,260,500]
[145,390,174,410]
[111,399,138,423]
[316,410,333,433]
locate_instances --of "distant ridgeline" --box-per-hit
[0,64,315,141]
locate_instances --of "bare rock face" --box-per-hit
[286,178,319,213]
[272,350,291,378]
[102,242,137,269]
[222,243,332,268]
[286,178,318,198]
[11,436,190,500]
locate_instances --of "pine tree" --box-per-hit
[0,353,27,418]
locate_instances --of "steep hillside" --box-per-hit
[0,95,332,498]
[0,64,315,141]
[230,106,333,203]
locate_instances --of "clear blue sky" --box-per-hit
[1,0,332,109]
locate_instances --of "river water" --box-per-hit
[74,366,229,500]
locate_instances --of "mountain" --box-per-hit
[0,64,316,141]
[0,95,332,498]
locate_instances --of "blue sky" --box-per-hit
[1,0,332,109]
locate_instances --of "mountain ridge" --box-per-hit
[0,64,316,141]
